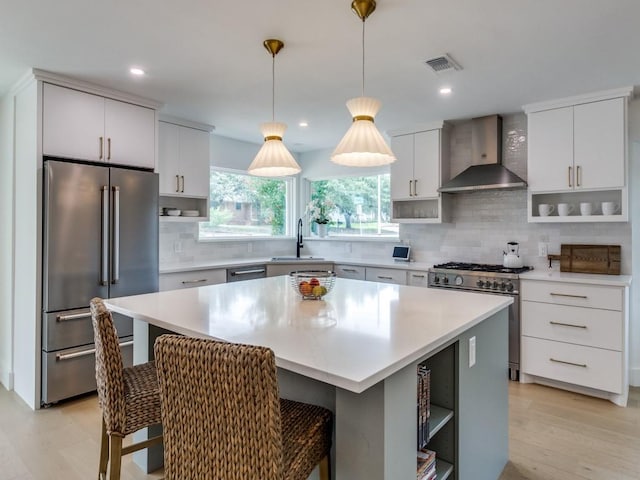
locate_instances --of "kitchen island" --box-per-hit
[106,276,512,480]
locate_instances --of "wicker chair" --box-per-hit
[90,297,163,480]
[154,335,333,480]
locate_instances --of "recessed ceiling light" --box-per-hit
[130,68,145,76]
[439,87,452,95]
[299,121,309,127]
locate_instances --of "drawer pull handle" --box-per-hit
[412,274,425,278]
[231,269,266,276]
[377,276,393,280]
[56,340,133,361]
[550,358,587,368]
[57,312,91,322]
[549,321,587,329]
[182,279,208,284]
[343,268,358,273]
[549,293,588,299]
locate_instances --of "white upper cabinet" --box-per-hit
[526,96,626,193]
[158,121,210,198]
[527,106,574,192]
[42,83,156,169]
[391,129,440,200]
[104,98,155,169]
[573,98,625,190]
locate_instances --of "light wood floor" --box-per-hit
[1,382,639,479]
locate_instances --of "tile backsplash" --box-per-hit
[160,112,631,274]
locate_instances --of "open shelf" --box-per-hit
[436,458,454,480]
[428,404,454,441]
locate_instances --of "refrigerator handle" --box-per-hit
[101,186,109,286]
[112,186,120,284]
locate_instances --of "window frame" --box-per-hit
[303,173,398,240]
[198,166,298,242]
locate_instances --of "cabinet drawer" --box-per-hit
[521,336,622,394]
[365,267,406,285]
[407,270,429,288]
[521,280,622,311]
[334,264,366,280]
[159,269,226,291]
[522,301,622,351]
[266,263,333,278]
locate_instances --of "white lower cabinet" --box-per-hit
[159,269,226,291]
[407,270,429,287]
[334,264,366,280]
[520,278,629,406]
[365,267,407,285]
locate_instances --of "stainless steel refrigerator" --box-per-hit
[41,159,159,405]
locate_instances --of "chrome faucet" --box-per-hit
[296,218,303,258]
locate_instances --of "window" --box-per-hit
[199,169,293,239]
[309,174,397,237]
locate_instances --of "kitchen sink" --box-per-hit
[270,256,325,261]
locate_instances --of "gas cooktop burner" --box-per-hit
[432,262,533,275]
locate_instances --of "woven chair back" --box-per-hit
[154,335,284,480]
[90,297,126,434]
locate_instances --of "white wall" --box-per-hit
[298,147,389,180]
[12,80,40,408]
[628,100,640,384]
[0,92,14,390]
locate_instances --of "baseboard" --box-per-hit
[0,365,13,390]
[629,367,640,387]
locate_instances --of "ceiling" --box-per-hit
[2,0,640,152]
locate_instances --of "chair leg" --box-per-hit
[98,418,109,480]
[108,435,123,480]
[319,455,331,480]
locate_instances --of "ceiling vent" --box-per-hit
[425,54,462,75]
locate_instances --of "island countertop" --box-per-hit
[106,276,512,393]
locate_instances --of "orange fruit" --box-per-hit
[299,281,312,296]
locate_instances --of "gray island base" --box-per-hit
[106,277,510,480]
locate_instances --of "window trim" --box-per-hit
[198,166,298,242]
[303,173,398,240]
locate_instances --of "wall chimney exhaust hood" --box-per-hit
[438,114,527,193]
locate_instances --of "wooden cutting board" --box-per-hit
[560,244,621,275]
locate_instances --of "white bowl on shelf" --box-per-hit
[181,210,200,217]
[166,209,181,216]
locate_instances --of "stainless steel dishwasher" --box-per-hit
[226,265,267,282]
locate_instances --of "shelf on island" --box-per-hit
[436,458,454,480]
[428,404,454,441]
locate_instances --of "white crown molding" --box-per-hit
[31,68,163,109]
[159,114,215,132]
[523,86,634,114]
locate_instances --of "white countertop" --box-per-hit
[520,269,631,286]
[160,257,433,274]
[106,276,512,393]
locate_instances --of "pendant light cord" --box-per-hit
[272,54,276,122]
[361,19,366,97]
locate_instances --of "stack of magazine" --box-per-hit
[416,448,437,480]
[417,365,431,449]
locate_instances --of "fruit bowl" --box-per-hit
[289,270,336,300]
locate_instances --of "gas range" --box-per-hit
[428,262,533,294]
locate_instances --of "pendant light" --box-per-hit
[331,0,396,167]
[248,39,301,177]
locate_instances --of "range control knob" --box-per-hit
[434,275,441,284]
[455,275,464,286]
[477,279,484,288]
[443,276,449,285]
[492,281,499,289]
[500,282,507,291]
[485,281,492,289]
[506,282,514,292]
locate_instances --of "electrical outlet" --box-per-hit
[538,242,548,257]
[469,336,476,368]
[173,241,183,253]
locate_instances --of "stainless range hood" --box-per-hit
[438,115,527,193]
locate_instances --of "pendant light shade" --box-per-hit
[331,96,395,167]
[331,0,395,167]
[248,122,301,177]
[248,39,301,177]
